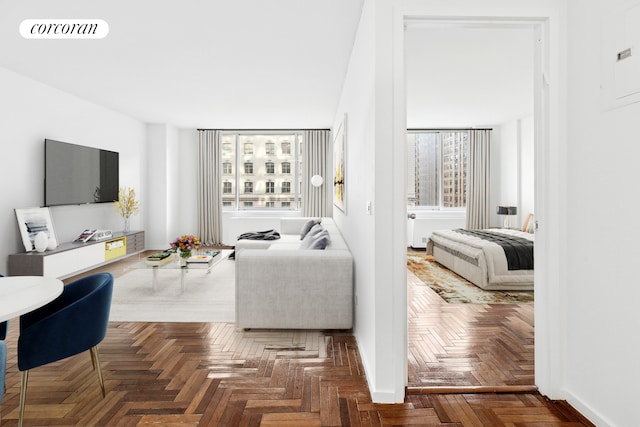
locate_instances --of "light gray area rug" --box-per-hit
[110,260,235,322]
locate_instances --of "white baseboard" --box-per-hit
[561,389,612,427]
[370,390,405,404]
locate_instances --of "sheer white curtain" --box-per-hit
[465,129,491,229]
[302,130,331,217]
[197,130,223,245]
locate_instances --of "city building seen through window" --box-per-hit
[222,132,303,210]
[407,130,468,209]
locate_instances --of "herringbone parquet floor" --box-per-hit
[407,267,535,390]
[0,322,591,426]
[0,250,593,426]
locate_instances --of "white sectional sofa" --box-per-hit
[235,217,353,330]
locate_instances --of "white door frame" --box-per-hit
[389,3,566,400]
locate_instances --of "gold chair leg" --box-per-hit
[19,370,29,427]
[90,346,106,397]
[89,347,96,370]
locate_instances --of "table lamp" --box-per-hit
[497,206,517,228]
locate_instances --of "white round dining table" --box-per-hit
[0,276,64,322]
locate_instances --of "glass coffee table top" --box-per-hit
[128,249,233,293]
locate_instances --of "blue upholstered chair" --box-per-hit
[0,275,5,421]
[0,273,6,341]
[17,272,113,427]
[1,265,6,418]
[0,340,6,405]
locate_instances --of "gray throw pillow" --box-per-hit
[300,218,321,240]
[300,224,324,248]
[308,230,330,250]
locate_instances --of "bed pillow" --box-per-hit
[300,218,322,240]
[522,213,535,233]
[526,215,535,233]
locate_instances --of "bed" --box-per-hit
[426,226,534,291]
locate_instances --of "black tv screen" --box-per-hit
[45,139,119,206]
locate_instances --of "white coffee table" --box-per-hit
[130,249,232,293]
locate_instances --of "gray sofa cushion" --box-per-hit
[300,224,324,248]
[300,218,321,239]
[307,230,330,249]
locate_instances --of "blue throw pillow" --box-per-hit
[300,218,321,240]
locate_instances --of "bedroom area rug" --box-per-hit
[109,259,236,322]
[407,252,534,304]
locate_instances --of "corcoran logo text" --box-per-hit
[20,19,109,39]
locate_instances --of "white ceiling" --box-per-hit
[0,0,365,129]
[0,2,533,130]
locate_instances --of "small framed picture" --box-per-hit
[15,207,58,252]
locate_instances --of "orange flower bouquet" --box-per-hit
[169,235,201,259]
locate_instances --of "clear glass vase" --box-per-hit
[123,218,130,233]
[179,250,191,266]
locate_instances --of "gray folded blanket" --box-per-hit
[237,229,281,241]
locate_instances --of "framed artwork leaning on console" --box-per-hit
[15,207,58,252]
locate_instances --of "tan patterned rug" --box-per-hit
[407,252,534,304]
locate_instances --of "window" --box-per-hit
[407,130,468,209]
[265,142,275,155]
[265,162,275,174]
[223,143,233,156]
[221,132,304,210]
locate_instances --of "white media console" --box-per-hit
[8,231,145,279]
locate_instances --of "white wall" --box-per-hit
[177,129,199,239]
[145,125,201,250]
[564,1,640,425]
[520,115,534,220]
[146,124,170,249]
[0,66,146,272]
[332,0,386,401]
[333,0,410,403]
[495,120,520,218]
[491,116,535,229]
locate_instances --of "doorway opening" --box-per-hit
[403,20,541,392]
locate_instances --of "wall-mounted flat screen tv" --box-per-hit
[45,139,119,206]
